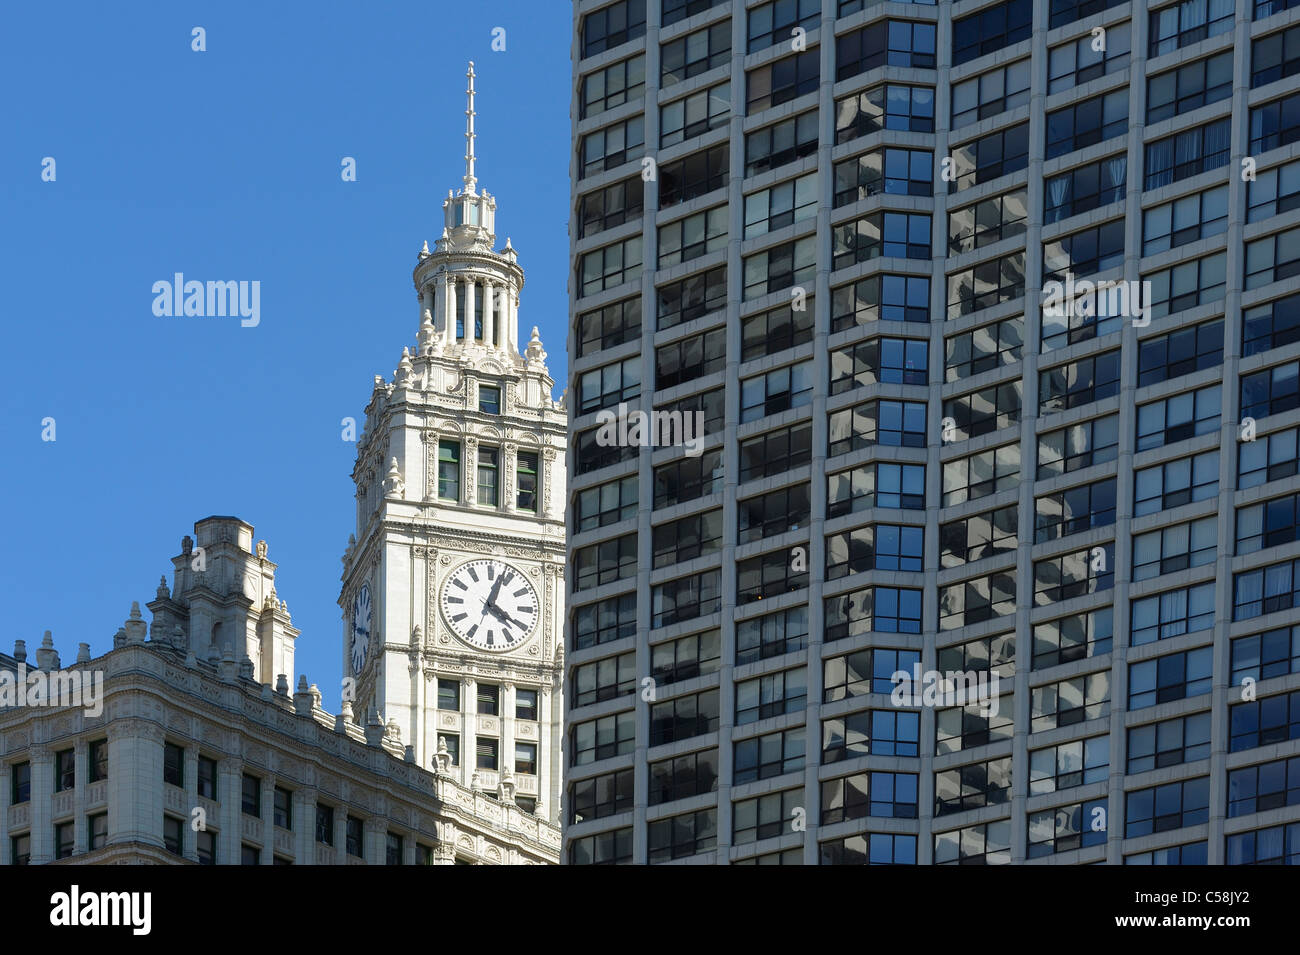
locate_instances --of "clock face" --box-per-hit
[440,559,538,652]
[351,584,372,674]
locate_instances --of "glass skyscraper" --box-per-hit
[565,0,1300,864]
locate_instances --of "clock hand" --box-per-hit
[482,603,529,640]
[484,603,512,626]
[485,601,527,632]
[486,573,506,608]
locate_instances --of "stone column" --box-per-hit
[28,746,52,864]
[539,684,553,823]
[364,817,387,866]
[464,279,477,342]
[73,739,88,853]
[424,432,439,502]
[483,282,495,350]
[106,720,165,852]
[183,747,200,862]
[219,759,242,864]
[333,805,348,860]
[260,776,276,864]
[464,436,478,508]
[542,448,556,520]
[443,275,456,347]
[461,677,476,790]
[0,762,9,863]
[507,288,519,355]
[496,283,506,350]
[293,788,316,864]
[497,283,508,350]
[504,442,518,513]
[502,683,517,784]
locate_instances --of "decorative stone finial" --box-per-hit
[434,736,451,774]
[76,643,91,664]
[181,535,193,556]
[525,326,546,364]
[124,603,147,644]
[420,239,430,258]
[498,767,516,805]
[219,645,237,682]
[256,539,268,560]
[384,457,405,497]
[396,347,414,387]
[419,309,437,354]
[276,673,290,695]
[157,575,170,599]
[364,707,386,746]
[37,631,59,671]
[294,677,313,715]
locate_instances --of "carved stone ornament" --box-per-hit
[424,435,438,501]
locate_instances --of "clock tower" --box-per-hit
[340,62,567,823]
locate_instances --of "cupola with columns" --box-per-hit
[412,61,536,374]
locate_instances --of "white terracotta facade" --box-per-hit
[0,517,560,865]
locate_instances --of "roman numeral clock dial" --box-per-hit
[439,559,539,652]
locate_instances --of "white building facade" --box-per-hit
[339,62,569,824]
[0,517,560,865]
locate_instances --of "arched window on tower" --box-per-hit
[474,282,485,340]
[455,281,466,340]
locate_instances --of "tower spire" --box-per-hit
[464,61,477,195]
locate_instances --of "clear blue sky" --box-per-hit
[0,1,572,709]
